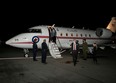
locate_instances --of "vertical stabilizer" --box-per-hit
[107,17,116,33]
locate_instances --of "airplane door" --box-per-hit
[47,26,58,44]
[48,26,51,43]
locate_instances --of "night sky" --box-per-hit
[0,1,116,41]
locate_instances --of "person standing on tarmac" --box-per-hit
[41,39,48,64]
[32,39,38,61]
[70,39,80,66]
[92,43,98,64]
[82,39,88,60]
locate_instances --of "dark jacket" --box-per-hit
[70,42,79,51]
[33,42,37,52]
[92,46,97,55]
[42,42,48,51]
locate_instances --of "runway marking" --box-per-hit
[0,56,52,60]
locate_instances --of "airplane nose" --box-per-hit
[5,40,11,45]
[5,40,9,45]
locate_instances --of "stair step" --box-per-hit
[48,42,63,59]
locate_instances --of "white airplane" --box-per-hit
[5,17,116,58]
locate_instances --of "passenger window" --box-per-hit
[80,34,82,37]
[66,33,68,36]
[71,33,73,36]
[89,34,91,37]
[60,33,62,36]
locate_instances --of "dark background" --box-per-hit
[0,1,116,42]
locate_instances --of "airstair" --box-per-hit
[48,42,63,59]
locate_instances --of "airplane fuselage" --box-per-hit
[6,25,112,50]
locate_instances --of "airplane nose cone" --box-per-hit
[5,40,9,45]
[5,40,11,45]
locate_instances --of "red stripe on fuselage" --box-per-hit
[10,35,112,44]
[10,42,33,44]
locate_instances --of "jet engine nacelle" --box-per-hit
[96,28,112,38]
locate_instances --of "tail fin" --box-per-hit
[107,17,116,33]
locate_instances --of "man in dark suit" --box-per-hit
[48,26,52,43]
[92,43,98,64]
[52,27,57,43]
[32,39,38,61]
[70,39,79,66]
[41,39,48,64]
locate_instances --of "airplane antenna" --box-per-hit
[82,27,85,29]
[52,24,55,27]
[72,26,75,28]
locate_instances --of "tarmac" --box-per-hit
[0,44,116,83]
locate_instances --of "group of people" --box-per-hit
[82,39,98,63]
[70,39,98,66]
[32,25,57,64]
[32,39,48,64]
[32,37,98,65]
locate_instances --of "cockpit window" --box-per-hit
[15,39,19,41]
[29,29,42,33]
